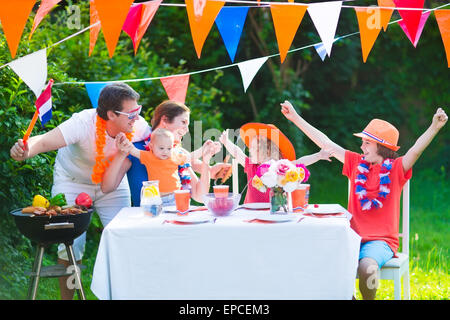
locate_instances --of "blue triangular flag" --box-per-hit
[85,82,110,108]
[314,42,327,61]
[215,6,249,63]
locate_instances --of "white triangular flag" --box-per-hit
[237,57,268,92]
[308,1,342,57]
[8,49,47,98]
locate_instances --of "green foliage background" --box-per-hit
[0,0,448,299]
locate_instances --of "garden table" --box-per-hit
[90,205,360,300]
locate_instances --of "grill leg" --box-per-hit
[65,244,86,300]
[27,244,45,300]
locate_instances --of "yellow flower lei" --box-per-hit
[91,115,134,184]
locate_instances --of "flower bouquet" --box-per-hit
[251,159,310,213]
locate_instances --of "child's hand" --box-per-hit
[202,140,221,162]
[318,148,333,162]
[219,130,230,145]
[431,108,448,130]
[280,100,300,123]
[115,133,133,155]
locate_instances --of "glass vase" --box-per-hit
[269,187,288,214]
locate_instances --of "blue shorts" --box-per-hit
[359,240,394,268]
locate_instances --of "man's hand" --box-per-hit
[10,139,29,161]
[115,132,133,155]
[431,107,448,131]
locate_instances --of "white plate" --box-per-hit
[170,214,214,223]
[163,205,198,213]
[248,213,297,222]
[240,202,271,210]
[305,204,345,214]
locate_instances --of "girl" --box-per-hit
[219,122,331,203]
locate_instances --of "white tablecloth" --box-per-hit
[91,205,361,300]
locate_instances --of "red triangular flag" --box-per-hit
[134,0,161,54]
[160,75,190,104]
[394,0,424,42]
[0,0,36,58]
[435,10,450,68]
[123,4,143,48]
[29,0,62,40]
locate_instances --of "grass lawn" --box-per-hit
[12,165,450,300]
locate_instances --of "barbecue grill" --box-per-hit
[10,208,93,300]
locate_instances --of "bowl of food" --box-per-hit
[203,193,241,217]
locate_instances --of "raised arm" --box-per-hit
[402,108,447,173]
[10,127,67,161]
[280,100,346,163]
[295,149,332,166]
[190,142,219,202]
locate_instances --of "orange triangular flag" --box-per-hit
[0,0,36,58]
[378,0,395,31]
[355,7,383,63]
[134,0,161,54]
[160,75,190,104]
[29,0,62,40]
[89,0,102,56]
[270,4,307,63]
[435,10,450,68]
[185,0,225,58]
[92,0,135,58]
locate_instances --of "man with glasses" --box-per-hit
[10,83,151,299]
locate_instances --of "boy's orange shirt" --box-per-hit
[343,151,412,254]
[140,150,187,193]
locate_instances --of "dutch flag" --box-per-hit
[36,79,54,127]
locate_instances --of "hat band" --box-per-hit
[362,131,396,147]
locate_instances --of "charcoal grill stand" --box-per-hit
[27,222,86,300]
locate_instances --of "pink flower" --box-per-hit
[296,163,310,182]
[276,163,290,176]
[256,163,271,177]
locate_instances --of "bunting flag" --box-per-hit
[85,82,110,108]
[307,1,342,57]
[435,10,450,68]
[378,0,395,31]
[0,0,36,58]
[160,75,190,104]
[122,0,161,54]
[215,6,249,63]
[398,11,430,47]
[314,42,328,61]
[355,8,383,63]
[89,0,102,56]
[8,49,48,98]
[29,0,62,40]
[394,0,425,43]
[36,79,54,127]
[270,4,308,63]
[237,56,268,92]
[92,0,136,58]
[185,0,225,59]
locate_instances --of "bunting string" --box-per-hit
[51,1,450,86]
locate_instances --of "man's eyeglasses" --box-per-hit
[115,105,142,120]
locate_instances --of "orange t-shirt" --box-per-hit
[342,151,412,254]
[139,150,186,193]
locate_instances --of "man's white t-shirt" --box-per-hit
[54,108,150,187]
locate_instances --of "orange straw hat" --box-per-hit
[240,123,296,161]
[353,119,400,151]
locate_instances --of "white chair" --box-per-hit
[350,180,411,300]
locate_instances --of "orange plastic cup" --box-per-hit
[174,190,191,215]
[291,184,310,210]
[213,185,229,198]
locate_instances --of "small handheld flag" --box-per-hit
[23,79,54,145]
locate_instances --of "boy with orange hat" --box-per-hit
[281,100,448,300]
[219,123,331,203]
